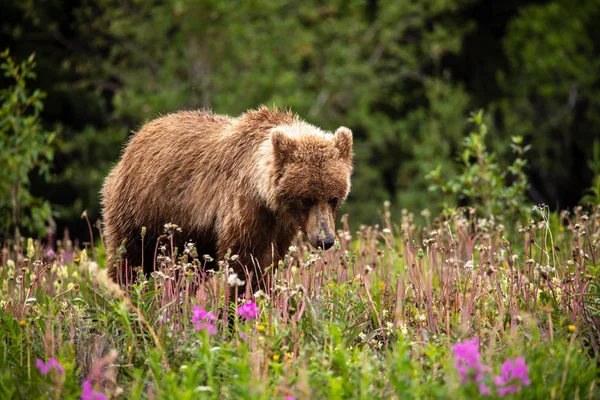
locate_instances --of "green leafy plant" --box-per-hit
[427,110,531,219]
[580,140,600,205]
[0,49,55,239]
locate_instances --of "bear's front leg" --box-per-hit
[215,204,280,297]
[216,238,274,298]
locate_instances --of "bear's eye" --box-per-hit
[329,198,340,208]
[300,198,314,209]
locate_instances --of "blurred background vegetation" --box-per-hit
[1,0,599,240]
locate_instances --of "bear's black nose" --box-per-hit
[318,235,335,250]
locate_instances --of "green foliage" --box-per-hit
[494,0,600,205]
[63,0,477,224]
[0,49,54,238]
[48,125,126,223]
[581,141,600,205]
[427,110,530,219]
[4,0,600,232]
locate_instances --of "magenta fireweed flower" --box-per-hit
[35,358,65,375]
[494,357,530,396]
[497,385,518,396]
[237,302,259,321]
[453,338,486,383]
[192,305,216,334]
[35,359,50,375]
[453,339,530,397]
[81,380,107,400]
[478,383,491,396]
[452,338,493,396]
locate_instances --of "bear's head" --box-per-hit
[271,125,353,250]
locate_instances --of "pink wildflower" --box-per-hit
[497,385,518,396]
[81,380,107,400]
[453,338,487,383]
[35,358,65,375]
[285,397,295,400]
[44,247,57,261]
[237,302,259,321]
[478,383,491,396]
[494,357,530,396]
[239,332,248,341]
[192,305,217,334]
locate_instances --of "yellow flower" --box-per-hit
[18,319,26,327]
[257,325,265,332]
[568,325,577,332]
[272,354,280,361]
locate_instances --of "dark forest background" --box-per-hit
[1,0,600,240]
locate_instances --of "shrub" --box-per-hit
[0,49,54,239]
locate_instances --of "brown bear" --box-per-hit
[101,106,353,288]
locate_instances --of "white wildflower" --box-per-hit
[227,273,245,287]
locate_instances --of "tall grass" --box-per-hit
[0,204,599,399]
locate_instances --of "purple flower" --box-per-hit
[285,397,295,400]
[497,385,518,396]
[192,305,216,334]
[478,383,491,396]
[494,357,530,396]
[36,359,50,375]
[453,339,531,397]
[81,380,107,400]
[44,247,57,261]
[36,358,65,375]
[237,302,259,321]
[239,332,248,341]
[453,338,487,384]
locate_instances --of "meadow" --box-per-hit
[1,202,599,399]
[3,2,600,398]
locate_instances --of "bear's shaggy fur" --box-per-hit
[101,106,353,287]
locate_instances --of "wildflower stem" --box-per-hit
[82,211,95,260]
[50,285,77,303]
[362,274,386,347]
[123,297,170,371]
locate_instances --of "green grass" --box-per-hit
[1,205,599,399]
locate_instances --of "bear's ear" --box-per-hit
[334,127,353,160]
[271,128,297,162]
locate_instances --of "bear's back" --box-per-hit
[132,110,233,146]
[102,111,232,230]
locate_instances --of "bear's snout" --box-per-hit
[306,202,337,250]
[316,234,336,250]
